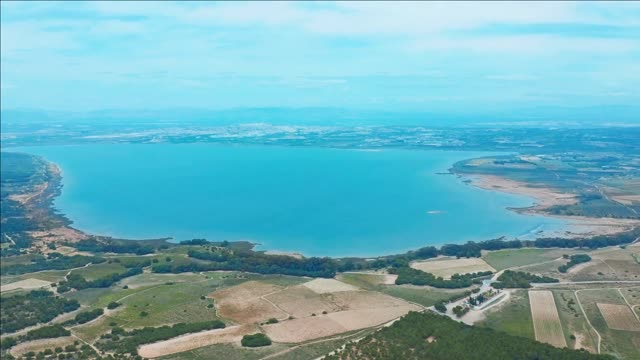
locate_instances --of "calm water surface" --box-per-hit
[19,144,564,256]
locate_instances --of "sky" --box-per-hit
[1,1,639,116]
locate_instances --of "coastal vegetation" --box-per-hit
[391,267,492,288]
[158,248,338,278]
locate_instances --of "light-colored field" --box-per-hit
[597,303,640,331]
[211,281,287,324]
[264,316,348,343]
[212,279,418,344]
[138,324,256,358]
[9,337,76,357]
[0,278,51,292]
[472,175,577,209]
[611,194,640,205]
[329,290,409,310]
[302,278,359,294]
[263,290,419,343]
[264,286,340,318]
[529,290,567,348]
[410,257,495,278]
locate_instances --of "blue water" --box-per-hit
[17,144,564,257]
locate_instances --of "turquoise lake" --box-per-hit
[18,144,564,257]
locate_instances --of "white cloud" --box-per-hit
[90,20,146,35]
[408,35,639,54]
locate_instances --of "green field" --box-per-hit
[482,248,583,270]
[478,290,534,340]
[337,273,384,290]
[69,262,128,280]
[552,289,599,352]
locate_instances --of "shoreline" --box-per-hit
[464,174,640,239]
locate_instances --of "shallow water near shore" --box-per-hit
[17,144,565,257]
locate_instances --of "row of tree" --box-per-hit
[391,267,492,288]
[96,320,225,355]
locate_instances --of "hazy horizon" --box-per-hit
[2,1,639,120]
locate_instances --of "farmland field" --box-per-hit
[576,288,640,359]
[552,290,598,352]
[529,290,567,348]
[597,303,640,331]
[482,248,583,271]
[409,257,495,278]
[478,290,534,339]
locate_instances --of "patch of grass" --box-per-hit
[619,287,640,306]
[338,273,384,290]
[108,280,223,328]
[69,263,127,281]
[63,286,139,307]
[119,272,208,289]
[157,343,289,360]
[254,274,310,287]
[482,248,587,271]
[478,290,534,339]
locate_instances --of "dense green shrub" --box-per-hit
[391,267,492,288]
[493,270,558,288]
[558,254,592,273]
[24,324,70,341]
[0,290,79,333]
[241,333,272,347]
[74,308,103,324]
[107,302,121,310]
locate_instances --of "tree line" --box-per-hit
[96,320,225,355]
[390,267,492,288]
